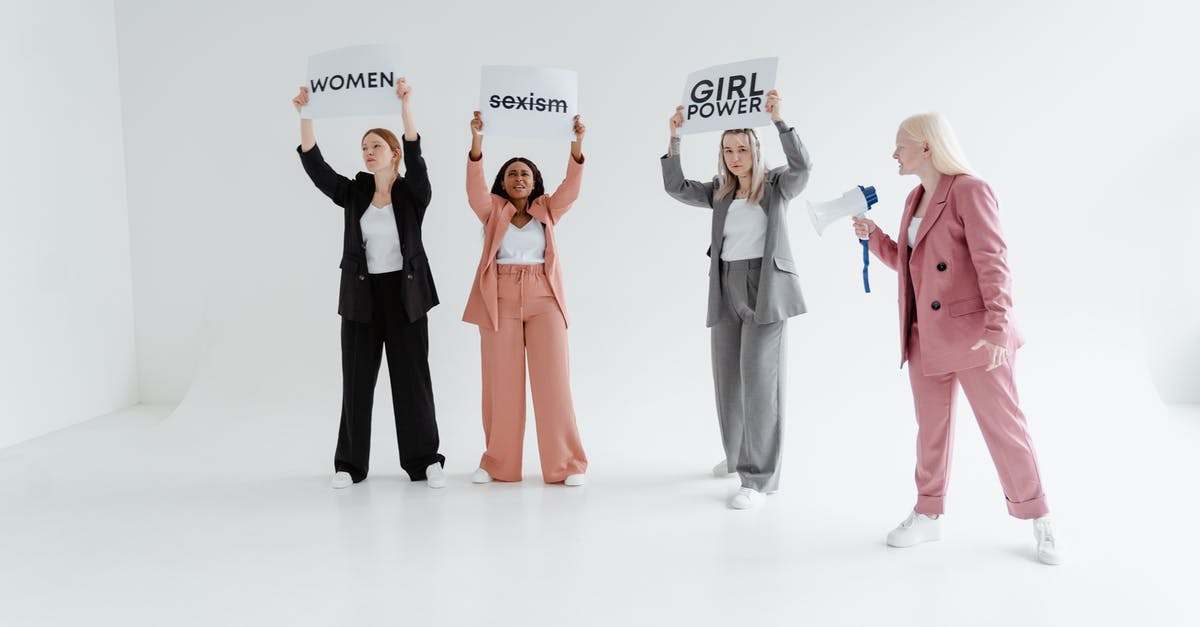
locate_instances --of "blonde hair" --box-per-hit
[715,129,766,205]
[899,113,975,176]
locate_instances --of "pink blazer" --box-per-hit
[868,173,1024,375]
[462,154,584,331]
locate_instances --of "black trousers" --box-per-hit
[335,271,444,482]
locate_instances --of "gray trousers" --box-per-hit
[711,258,787,492]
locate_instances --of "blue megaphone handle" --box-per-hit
[861,240,871,293]
[858,185,877,293]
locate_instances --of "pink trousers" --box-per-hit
[478,264,587,482]
[907,324,1048,519]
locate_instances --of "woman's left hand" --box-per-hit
[971,339,1008,371]
[397,77,412,104]
[765,89,782,122]
[572,115,586,142]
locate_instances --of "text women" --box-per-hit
[309,72,396,93]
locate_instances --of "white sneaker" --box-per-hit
[1033,516,1062,565]
[331,471,353,489]
[564,473,586,487]
[886,511,943,547]
[712,459,737,478]
[426,462,446,489]
[471,467,493,484]
[728,487,764,510]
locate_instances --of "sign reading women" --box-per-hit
[678,57,779,134]
[479,66,578,141]
[303,44,405,119]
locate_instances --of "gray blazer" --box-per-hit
[661,120,813,327]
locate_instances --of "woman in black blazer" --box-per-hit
[292,79,445,489]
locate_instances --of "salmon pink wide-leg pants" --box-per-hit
[478,264,588,483]
[906,323,1049,519]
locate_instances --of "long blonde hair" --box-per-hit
[715,128,766,204]
[899,113,975,176]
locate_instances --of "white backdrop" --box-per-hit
[0,0,137,449]
[108,0,1198,470]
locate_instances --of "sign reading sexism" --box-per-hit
[479,66,578,141]
[677,57,778,134]
[303,44,404,119]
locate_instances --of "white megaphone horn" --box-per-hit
[807,185,879,235]
[806,185,880,292]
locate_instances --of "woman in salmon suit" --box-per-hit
[461,111,588,486]
[853,113,1061,565]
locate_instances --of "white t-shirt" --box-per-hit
[907,217,923,246]
[496,219,546,264]
[360,203,404,274]
[721,198,767,261]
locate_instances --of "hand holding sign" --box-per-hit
[571,115,586,163]
[469,111,485,161]
[397,77,412,104]
[293,86,310,114]
[572,115,586,142]
[669,105,685,138]
[765,89,782,123]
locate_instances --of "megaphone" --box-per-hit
[806,185,879,292]
[808,185,879,235]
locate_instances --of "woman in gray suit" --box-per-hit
[661,90,813,509]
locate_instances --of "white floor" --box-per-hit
[3,396,1199,626]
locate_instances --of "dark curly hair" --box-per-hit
[491,157,545,204]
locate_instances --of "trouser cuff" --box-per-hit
[915,495,945,516]
[1006,494,1049,519]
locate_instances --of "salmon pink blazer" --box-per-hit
[462,154,583,331]
[868,173,1024,375]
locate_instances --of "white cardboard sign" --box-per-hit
[479,66,578,141]
[678,57,778,134]
[302,44,404,119]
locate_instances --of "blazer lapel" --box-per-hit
[910,173,954,250]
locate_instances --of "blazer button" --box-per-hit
[937,262,947,271]
[931,300,942,311]
[357,274,365,281]
[406,274,413,279]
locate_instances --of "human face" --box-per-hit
[722,132,753,177]
[893,130,928,176]
[362,133,398,173]
[503,162,535,200]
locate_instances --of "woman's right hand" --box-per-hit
[292,86,309,114]
[852,216,877,239]
[470,111,484,136]
[669,105,684,137]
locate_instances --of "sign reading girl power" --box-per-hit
[678,57,779,134]
[303,44,405,119]
[479,66,578,141]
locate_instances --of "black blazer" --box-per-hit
[297,136,438,323]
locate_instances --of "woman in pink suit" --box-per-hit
[853,113,1061,565]
[462,111,588,486]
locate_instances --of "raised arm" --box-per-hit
[764,90,813,200]
[396,78,431,217]
[397,77,417,142]
[539,115,587,224]
[294,87,353,207]
[660,105,715,209]
[293,86,316,152]
[465,111,492,223]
